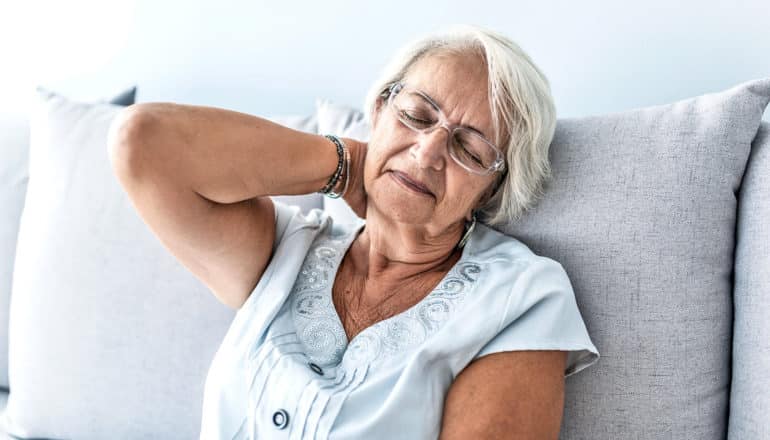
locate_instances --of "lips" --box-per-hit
[390,170,433,196]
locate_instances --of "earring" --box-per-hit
[457,211,477,249]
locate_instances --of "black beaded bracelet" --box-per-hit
[325,139,350,199]
[319,134,344,194]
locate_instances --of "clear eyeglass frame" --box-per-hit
[384,81,507,176]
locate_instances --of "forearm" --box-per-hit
[108,102,339,204]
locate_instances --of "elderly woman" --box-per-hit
[109,24,599,440]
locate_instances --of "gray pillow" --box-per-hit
[728,120,770,439]
[510,77,769,439]
[313,77,770,439]
[3,91,321,438]
[0,86,136,392]
[35,85,137,106]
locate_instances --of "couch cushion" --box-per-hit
[6,92,321,439]
[729,120,770,439]
[314,77,770,439]
[0,87,136,392]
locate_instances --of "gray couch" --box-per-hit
[0,78,768,439]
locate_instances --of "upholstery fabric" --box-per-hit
[728,121,770,439]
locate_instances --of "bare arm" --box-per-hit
[439,350,567,439]
[107,102,343,309]
[110,102,340,204]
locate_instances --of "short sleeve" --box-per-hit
[236,198,327,313]
[268,198,331,251]
[474,256,600,378]
[271,198,301,254]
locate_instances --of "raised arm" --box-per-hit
[107,102,340,310]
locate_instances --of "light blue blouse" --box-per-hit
[199,200,599,439]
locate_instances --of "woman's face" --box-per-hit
[365,53,501,232]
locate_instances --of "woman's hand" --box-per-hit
[340,137,368,219]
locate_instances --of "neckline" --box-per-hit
[326,218,474,351]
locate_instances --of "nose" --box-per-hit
[410,127,450,170]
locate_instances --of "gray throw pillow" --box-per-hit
[313,77,770,439]
[0,86,136,392]
[506,77,769,440]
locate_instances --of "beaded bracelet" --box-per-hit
[326,140,351,199]
[319,134,345,195]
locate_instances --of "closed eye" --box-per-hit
[400,110,433,126]
[459,144,483,165]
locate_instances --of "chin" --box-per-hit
[369,187,435,224]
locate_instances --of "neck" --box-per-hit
[348,209,467,285]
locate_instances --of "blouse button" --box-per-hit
[308,362,324,376]
[272,409,289,429]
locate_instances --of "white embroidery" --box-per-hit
[291,224,483,370]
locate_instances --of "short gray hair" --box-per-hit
[363,24,557,228]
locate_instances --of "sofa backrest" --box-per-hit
[2,83,768,439]
[728,120,770,439]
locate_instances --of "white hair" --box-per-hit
[363,24,557,228]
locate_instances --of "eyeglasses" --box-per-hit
[384,82,506,176]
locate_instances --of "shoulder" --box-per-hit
[466,222,545,262]
[271,198,362,252]
[236,200,355,315]
[464,222,563,284]
[463,223,575,334]
[465,223,579,334]
[271,199,328,244]
[272,198,327,232]
[461,222,600,377]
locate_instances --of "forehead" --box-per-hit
[401,53,494,140]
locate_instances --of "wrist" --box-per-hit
[319,134,350,199]
[331,143,351,197]
[318,134,345,197]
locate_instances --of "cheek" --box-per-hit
[444,177,492,208]
[363,142,390,189]
[443,178,478,204]
[366,134,404,172]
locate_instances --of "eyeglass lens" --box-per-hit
[392,89,498,173]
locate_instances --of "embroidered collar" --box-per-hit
[291,219,484,369]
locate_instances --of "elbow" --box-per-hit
[107,104,163,179]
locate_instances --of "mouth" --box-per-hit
[389,171,434,197]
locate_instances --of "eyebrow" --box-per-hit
[413,89,492,141]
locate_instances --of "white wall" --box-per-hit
[1,0,768,121]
